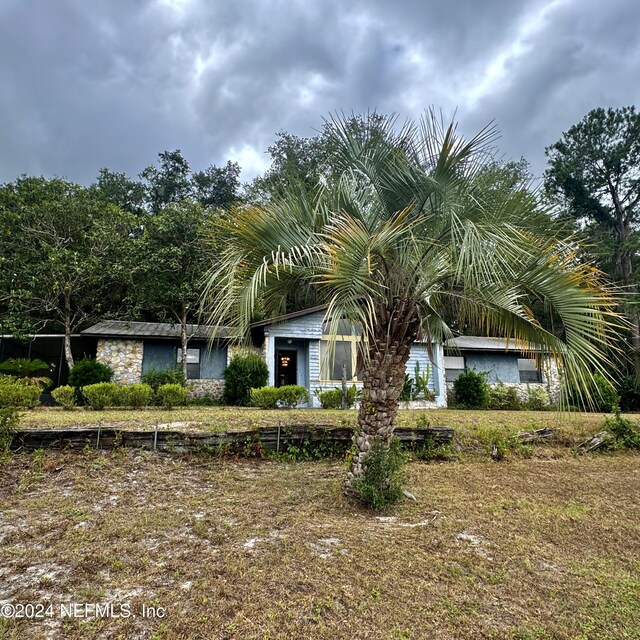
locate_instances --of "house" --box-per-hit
[250,307,447,408]
[443,336,561,403]
[81,321,230,399]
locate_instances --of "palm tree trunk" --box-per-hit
[345,300,420,492]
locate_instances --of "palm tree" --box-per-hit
[202,112,620,492]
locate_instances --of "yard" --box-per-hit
[0,448,639,639]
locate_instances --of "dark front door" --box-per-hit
[276,350,297,387]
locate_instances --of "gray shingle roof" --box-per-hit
[81,320,230,341]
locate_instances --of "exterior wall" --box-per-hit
[186,379,225,400]
[96,339,143,385]
[262,311,447,408]
[141,340,227,379]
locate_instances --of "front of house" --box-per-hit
[250,307,447,408]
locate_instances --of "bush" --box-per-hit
[453,370,490,409]
[141,368,184,392]
[51,385,76,409]
[250,386,281,409]
[82,382,120,410]
[592,374,619,413]
[0,407,19,454]
[604,414,640,450]
[69,358,113,388]
[277,385,309,408]
[120,383,153,408]
[222,353,269,406]
[523,385,550,411]
[157,383,187,409]
[0,378,42,408]
[350,437,407,510]
[488,382,521,410]
[318,386,357,409]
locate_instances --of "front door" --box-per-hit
[276,350,297,387]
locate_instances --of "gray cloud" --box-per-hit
[1,0,638,185]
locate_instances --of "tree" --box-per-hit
[0,177,135,370]
[545,106,640,373]
[203,112,620,496]
[132,200,213,381]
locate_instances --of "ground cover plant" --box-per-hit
[0,449,638,639]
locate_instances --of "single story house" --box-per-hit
[443,336,561,402]
[81,321,230,399]
[250,307,447,408]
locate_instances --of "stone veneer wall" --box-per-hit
[96,339,144,385]
[186,379,225,400]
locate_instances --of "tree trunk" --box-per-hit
[63,291,74,371]
[345,300,421,493]
[180,306,188,384]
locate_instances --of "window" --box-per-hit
[518,358,541,383]
[177,347,200,379]
[444,356,465,383]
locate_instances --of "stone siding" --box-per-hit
[186,379,225,400]
[96,339,143,385]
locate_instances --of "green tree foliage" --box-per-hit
[545,106,640,373]
[0,177,136,369]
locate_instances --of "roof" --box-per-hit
[444,336,544,352]
[81,320,230,341]
[250,305,328,329]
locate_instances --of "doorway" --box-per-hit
[276,349,297,387]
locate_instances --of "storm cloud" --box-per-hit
[1,0,638,184]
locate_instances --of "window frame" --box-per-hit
[319,332,363,383]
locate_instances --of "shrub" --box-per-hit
[250,386,281,409]
[604,414,640,450]
[277,385,309,408]
[488,383,521,410]
[0,407,19,455]
[0,378,42,408]
[592,374,619,413]
[0,358,52,389]
[453,370,490,409]
[69,358,113,388]
[222,353,269,406]
[523,385,550,411]
[82,382,120,410]
[157,383,187,409]
[318,386,357,409]
[350,437,407,510]
[51,385,76,409]
[120,383,153,408]
[141,368,184,392]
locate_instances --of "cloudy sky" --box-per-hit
[1,0,638,186]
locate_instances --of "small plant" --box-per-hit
[413,436,454,461]
[604,413,640,450]
[319,386,356,409]
[82,382,120,410]
[69,358,113,388]
[141,367,184,392]
[350,436,407,510]
[277,385,309,408]
[120,383,153,408]
[51,385,76,409]
[222,352,269,406]
[157,383,187,409]
[453,369,490,409]
[0,407,19,456]
[250,386,281,409]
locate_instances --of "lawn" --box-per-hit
[1,449,639,639]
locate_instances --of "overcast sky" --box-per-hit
[1,0,638,186]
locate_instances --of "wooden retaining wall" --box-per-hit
[10,424,454,455]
